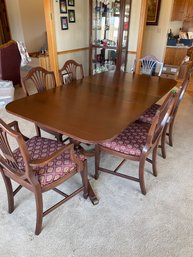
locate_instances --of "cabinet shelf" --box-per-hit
[89,0,132,75]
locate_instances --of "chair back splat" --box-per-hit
[59,60,84,85]
[133,55,163,76]
[21,66,56,96]
[0,119,90,235]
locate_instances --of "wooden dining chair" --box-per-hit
[137,66,192,158]
[95,91,176,195]
[21,66,56,96]
[0,119,89,235]
[21,66,64,142]
[59,60,84,85]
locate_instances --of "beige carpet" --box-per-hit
[0,89,193,257]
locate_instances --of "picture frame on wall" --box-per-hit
[68,0,75,6]
[59,0,67,13]
[68,10,75,23]
[61,17,68,30]
[146,0,161,25]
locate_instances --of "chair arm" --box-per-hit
[8,121,29,141]
[29,143,83,171]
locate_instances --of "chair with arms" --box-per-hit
[59,60,84,85]
[0,119,89,235]
[95,91,176,195]
[133,55,163,76]
[137,66,192,158]
[0,40,21,85]
[21,66,64,142]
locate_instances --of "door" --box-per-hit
[0,0,11,44]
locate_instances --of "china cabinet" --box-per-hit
[89,0,131,75]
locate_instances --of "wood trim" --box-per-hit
[135,0,148,74]
[58,47,89,55]
[127,50,137,54]
[43,0,60,85]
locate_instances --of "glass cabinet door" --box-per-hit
[89,0,131,75]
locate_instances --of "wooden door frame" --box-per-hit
[135,0,148,74]
[43,0,60,84]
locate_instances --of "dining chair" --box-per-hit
[59,60,84,85]
[21,66,56,96]
[137,66,192,158]
[21,66,64,142]
[0,119,89,235]
[133,55,163,76]
[95,91,176,195]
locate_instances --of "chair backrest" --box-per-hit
[21,66,56,96]
[145,91,176,148]
[0,40,21,85]
[171,66,192,121]
[59,60,84,85]
[134,55,163,76]
[0,119,30,182]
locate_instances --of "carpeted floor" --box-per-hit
[0,88,193,257]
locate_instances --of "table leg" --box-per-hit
[88,181,99,205]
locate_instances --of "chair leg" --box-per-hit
[80,160,89,199]
[138,156,146,195]
[168,119,174,147]
[35,124,41,137]
[1,173,14,213]
[34,187,43,235]
[94,145,101,180]
[161,124,168,159]
[55,133,63,142]
[152,143,159,177]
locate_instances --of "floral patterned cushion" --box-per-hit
[138,103,160,124]
[13,136,85,187]
[101,122,150,157]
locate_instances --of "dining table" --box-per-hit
[6,71,177,203]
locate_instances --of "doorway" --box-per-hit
[0,0,11,44]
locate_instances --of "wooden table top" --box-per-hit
[6,71,177,144]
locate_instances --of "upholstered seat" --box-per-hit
[13,136,85,187]
[138,103,160,124]
[101,122,150,157]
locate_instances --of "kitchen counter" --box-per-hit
[166,45,190,48]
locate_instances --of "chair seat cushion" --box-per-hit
[13,136,85,187]
[101,122,150,157]
[138,103,160,123]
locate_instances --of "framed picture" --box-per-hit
[68,0,75,6]
[146,0,161,26]
[61,17,68,30]
[59,0,67,13]
[68,10,75,23]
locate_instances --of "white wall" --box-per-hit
[18,0,46,53]
[5,0,46,53]
[142,0,174,61]
[53,0,89,74]
[5,0,25,42]
[127,0,141,72]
